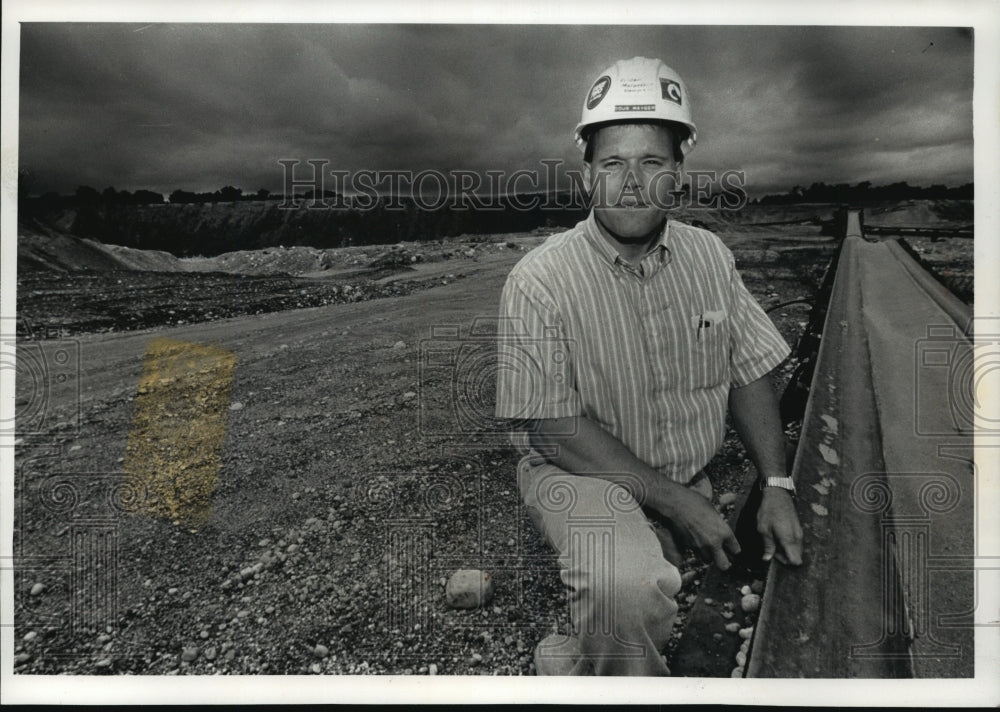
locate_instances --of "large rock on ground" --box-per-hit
[445,569,495,609]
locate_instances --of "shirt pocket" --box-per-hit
[687,309,729,388]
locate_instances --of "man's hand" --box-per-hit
[527,415,741,570]
[757,488,803,566]
[662,486,742,571]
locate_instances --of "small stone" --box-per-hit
[731,666,744,678]
[445,569,495,609]
[681,570,697,586]
[23,631,37,642]
[718,492,738,507]
[469,653,482,666]
[181,646,199,662]
[741,594,761,613]
[199,630,209,639]
[391,340,407,351]
[30,583,46,596]
[736,650,747,667]
[740,585,752,596]
[311,662,322,673]
[704,598,714,605]
[712,633,723,640]
[811,483,830,496]
[95,659,111,669]
[314,644,329,658]
[15,652,31,665]
[428,663,438,675]
[811,503,829,517]
[168,588,178,595]
[230,402,244,411]
[739,627,754,640]
[750,580,764,595]
[725,622,741,633]
[402,391,417,401]
[203,647,218,661]
[720,610,734,619]
[818,444,839,465]
[239,562,264,579]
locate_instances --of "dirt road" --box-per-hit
[14,237,581,675]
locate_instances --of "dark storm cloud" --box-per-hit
[669,26,974,192]
[18,24,973,197]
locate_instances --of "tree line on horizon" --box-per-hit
[754,180,973,205]
[17,178,975,258]
[23,178,974,209]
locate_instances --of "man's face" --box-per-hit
[584,123,680,243]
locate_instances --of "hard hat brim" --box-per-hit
[575,118,697,156]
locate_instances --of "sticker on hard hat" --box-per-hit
[660,79,682,105]
[614,104,655,112]
[587,76,612,110]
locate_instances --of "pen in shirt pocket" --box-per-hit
[690,310,725,341]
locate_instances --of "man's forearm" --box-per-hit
[527,415,687,517]
[728,373,788,480]
[729,371,805,565]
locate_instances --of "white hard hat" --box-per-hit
[574,56,697,156]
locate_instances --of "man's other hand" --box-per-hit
[666,487,742,571]
[757,488,803,566]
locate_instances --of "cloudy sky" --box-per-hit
[18,23,973,198]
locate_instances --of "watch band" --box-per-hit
[760,476,796,493]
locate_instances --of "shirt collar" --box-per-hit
[582,210,673,271]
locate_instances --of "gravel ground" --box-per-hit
[13,228,833,676]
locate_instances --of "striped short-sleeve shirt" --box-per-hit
[495,211,790,484]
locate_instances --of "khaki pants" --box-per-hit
[518,455,713,676]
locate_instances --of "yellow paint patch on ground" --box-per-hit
[124,337,236,528]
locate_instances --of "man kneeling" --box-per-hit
[495,57,803,676]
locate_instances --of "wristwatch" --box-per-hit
[760,476,796,494]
